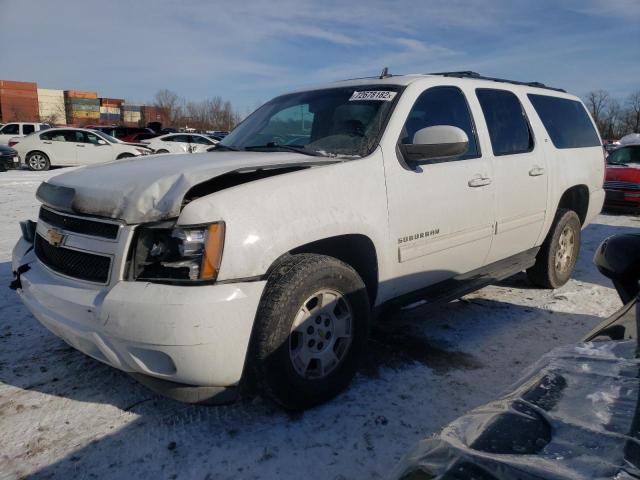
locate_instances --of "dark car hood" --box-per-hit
[36,151,335,223]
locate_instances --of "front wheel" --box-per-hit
[251,254,370,410]
[26,152,50,171]
[155,149,169,154]
[117,153,135,159]
[527,209,581,289]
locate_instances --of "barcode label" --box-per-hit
[349,91,397,101]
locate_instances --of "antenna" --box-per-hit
[379,67,390,79]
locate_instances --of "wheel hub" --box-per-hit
[289,289,353,379]
[555,226,575,273]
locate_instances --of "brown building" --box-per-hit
[0,80,40,122]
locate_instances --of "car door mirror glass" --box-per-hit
[400,125,469,163]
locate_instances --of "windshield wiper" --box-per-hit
[243,143,326,157]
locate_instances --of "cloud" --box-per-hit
[0,0,637,109]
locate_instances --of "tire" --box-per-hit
[117,153,135,159]
[527,209,581,289]
[156,149,169,154]
[26,151,50,171]
[251,254,370,410]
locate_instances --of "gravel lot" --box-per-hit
[0,168,637,480]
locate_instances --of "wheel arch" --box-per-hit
[267,234,379,306]
[557,184,589,225]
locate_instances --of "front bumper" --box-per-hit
[604,189,640,212]
[12,236,265,388]
[0,154,20,171]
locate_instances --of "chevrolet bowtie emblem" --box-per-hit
[46,229,65,247]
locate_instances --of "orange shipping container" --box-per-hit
[65,90,98,99]
[0,88,38,99]
[0,80,37,91]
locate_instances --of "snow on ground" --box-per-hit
[0,168,638,480]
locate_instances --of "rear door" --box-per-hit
[39,130,77,165]
[474,88,548,264]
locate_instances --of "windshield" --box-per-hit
[221,85,402,158]
[95,131,120,143]
[608,145,640,165]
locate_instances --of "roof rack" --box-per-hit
[428,71,566,93]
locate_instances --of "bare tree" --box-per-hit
[584,90,611,135]
[153,89,184,125]
[625,90,640,134]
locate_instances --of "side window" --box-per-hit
[42,130,67,142]
[22,124,35,135]
[527,94,600,149]
[400,86,480,159]
[85,132,102,144]
[476,89,534,156]
[191,135,212,145]
[64,130,85,143]
[1,124,19,135]
[171,135,190,143]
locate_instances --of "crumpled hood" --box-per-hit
[37,151,330,223]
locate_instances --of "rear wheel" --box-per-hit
[527,209,581,288]
[117,153,135,159]
[26,152,50,171]
[251,254,370,410]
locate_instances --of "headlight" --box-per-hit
[131,222,225,282]
[135,147,151,155]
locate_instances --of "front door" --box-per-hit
[383,85,495,300]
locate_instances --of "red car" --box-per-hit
[604,143,640,212]
[119,131,159,143]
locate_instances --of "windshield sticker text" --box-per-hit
[349,91,397,102]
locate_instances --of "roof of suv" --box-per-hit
[296,71,573,98]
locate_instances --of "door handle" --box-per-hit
[468,176,492,187]
[43,141,52,144]
[76,144,86,147]
[529,166,545,176]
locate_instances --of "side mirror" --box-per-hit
[400,125,469,163]
[97,139,108,145]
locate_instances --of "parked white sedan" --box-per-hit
[142,133,218,154]
[12,128,152,171]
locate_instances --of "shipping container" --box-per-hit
[1,82,39,122]
[68,111,100,119]
[66,97,100,106]
[65,90,97,99]
[0,80,38,91]
[38,88,66,125]
[100,97,124,106]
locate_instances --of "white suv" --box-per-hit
[0,122,50,145]
[12,72,605,410]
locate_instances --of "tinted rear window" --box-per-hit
[476,89,533,156]
[527,94,600,149]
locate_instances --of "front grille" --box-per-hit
[39,207,120,240]
[604,181,640,191]
[35,234,111,283]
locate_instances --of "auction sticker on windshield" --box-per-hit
[349,91,397,101]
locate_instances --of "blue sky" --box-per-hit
[0,0,638,113]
